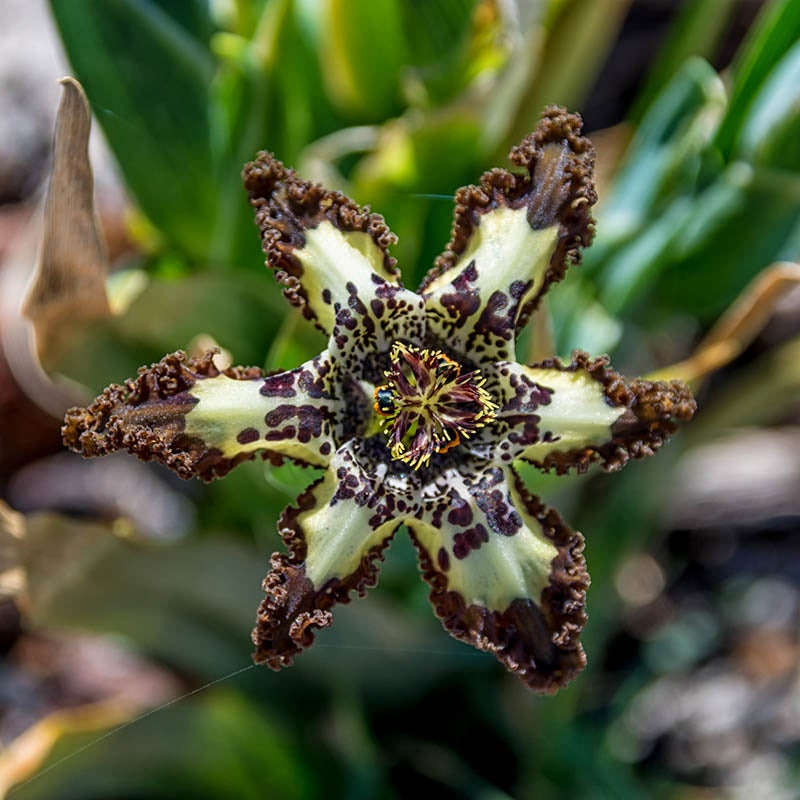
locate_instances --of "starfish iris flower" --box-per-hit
[63,108,695,692]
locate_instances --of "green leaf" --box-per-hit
[115,270,285,362]
[598,197,695,314]
[629,0,736,122]
[714,0,800,159]
[159,0,215,43]
[395,0,483,106]
[351,110,483,286]
[50,0,218,263]
[584,59,726,276]
[265,307,327,372]
[737,39,800,173]
[502,0,630,149]
[655,162,800,318]
[549,276,623,356]
[29,535,266,678]
[54,269,287,392]
[209,0,337,268]
[398,0,479,71]
[317,0,406,120]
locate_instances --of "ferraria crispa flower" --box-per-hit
[63,108,695,692]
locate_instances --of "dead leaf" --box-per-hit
[648,262,800,384]
[0,698,136,797]
[22,77,109,367]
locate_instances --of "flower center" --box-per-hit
[373,343,498,469]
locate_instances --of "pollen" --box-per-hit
[375,343,498,469]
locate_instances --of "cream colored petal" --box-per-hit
[252,441,412,669]
[63,350,339,481]
[481,354,696,474]
[243,152,401,337]
[421,107,596,363]
[423,210,560,362]
[407,465,588,693]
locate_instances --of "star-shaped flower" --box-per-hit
[63,108,695,692]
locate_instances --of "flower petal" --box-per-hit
[62,350,338,481]
[243,152,403,337]
[483,352,697,473]
[407,464,588,692]
[421,107,596,363]
[252,441,412,669]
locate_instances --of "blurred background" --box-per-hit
[1,0,799,797]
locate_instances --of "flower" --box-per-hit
[62,107,695,692]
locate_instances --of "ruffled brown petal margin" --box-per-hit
[243,152,402,337]
[420,106,596,363]
[62,349,338,481]
[407,464,588,692]
[252,441,414,667]
[481,351,696,473]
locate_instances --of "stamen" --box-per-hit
[374,343,498,469]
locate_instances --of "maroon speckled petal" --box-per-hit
[244,148,427,383]
[480,352,696,473]
[407,463,588,692]
[242,151,419,341]
[421,107,596,364]
[62,350,339,480]
[252,441,417,668]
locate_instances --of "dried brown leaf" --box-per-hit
[649,261,800,384]
[22,77,109,366]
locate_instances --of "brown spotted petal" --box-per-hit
[406,464,588,692]
[243,151,410,338]
[252,440,413,668]
[62,350,338,481]
[243,151,427,380]
[421,107,596,364]
[482,353,696,474]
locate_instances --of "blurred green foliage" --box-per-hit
[17,0,800,797]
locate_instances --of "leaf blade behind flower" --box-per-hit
[49,0,217,263]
